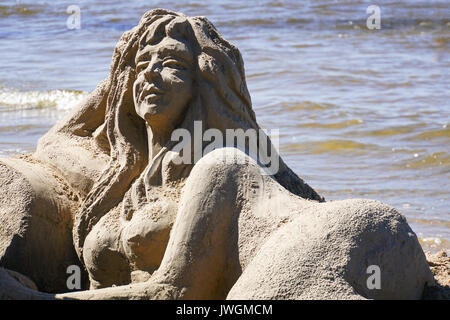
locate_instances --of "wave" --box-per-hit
[0,88,89,111]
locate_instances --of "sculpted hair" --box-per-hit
[37,9,323,262]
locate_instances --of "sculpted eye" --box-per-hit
[162,58,187,70]
[136,61,149,74]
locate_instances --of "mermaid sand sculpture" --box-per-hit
[0,9,434,299]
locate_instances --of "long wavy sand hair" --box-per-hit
[39,9,323,262]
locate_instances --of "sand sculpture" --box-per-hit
[0,9,435,299]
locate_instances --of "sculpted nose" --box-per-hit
[144,63,161,80]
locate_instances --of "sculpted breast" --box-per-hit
[121,195,178,273]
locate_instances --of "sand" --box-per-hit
[423,250,450,299]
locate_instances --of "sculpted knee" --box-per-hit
[325,199,434,299]
[188,148,260,190]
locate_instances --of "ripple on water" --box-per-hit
[359,125,417,137]
[299,119,364,130]
[281,139,378,155]
[270,101,335,113]
[407,127,450,141]
[0,4,45,17]
[405,152,450,169]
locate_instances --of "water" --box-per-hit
[0,0,449,253]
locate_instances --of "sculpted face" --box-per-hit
[133,36,194,127]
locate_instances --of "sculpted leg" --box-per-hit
[146,147,318,299]
[0,157,84,293]
[150,149,250,299]
[227,199,435,300]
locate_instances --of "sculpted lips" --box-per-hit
[140,85,164,102]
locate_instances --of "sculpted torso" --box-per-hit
[0,9,434,300]
[84,35,195,286]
